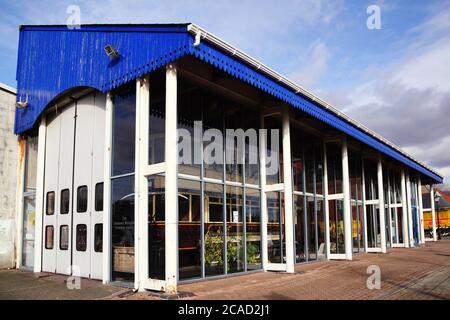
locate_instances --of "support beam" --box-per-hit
[259,115,268,270]
[282,105,295,273]
[323,142,330,259]
[400,167,409,248]
[102,93,113,284]
[15,137,26,269]
[430,186,437,242]
[34,117,47,273]
[341,136,352,260]
[165,64,178,293]
[377,155,387,253]
[417,175,425,244]
[405,171,414,246]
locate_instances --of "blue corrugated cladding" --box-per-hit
[14,25,443,183]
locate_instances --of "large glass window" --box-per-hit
[329,199,345,254]
[204,183,224,276]
[112,83,136,176]
[149,70,166,165]
[294,195,305,262]
[203,94,224,181]
[178,179,201,280]
[111,175,135,282]
[245,188,261,270]
[267,192,284,263]
[264,115,283,185]
[148,175,165,280]
[226,186,244,273]
[244,111,260,186]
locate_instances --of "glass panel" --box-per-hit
[45,226,54,249]
[225,102,243,183]
[294,194,305,263]
[76,224,87,251]
[326,143,342,194]
[178,78,202,176]
[364,159,378,200]
[366,205,381,248]
[24,136,38,192]
[315,145,324,195]
[111,175,135,282]
[148,175,165,280]
[306,196,317,260]
[149,70,166,165]
[178,179,201,280]
[60,225,69,250]
[264,115,283,185]
[226,186,244,273]
[77,186,88,213]
[112,83,136,176]
[203,94,224,181]
[316,199,326,259]
[246,188,261,270]
[329,199,345,254]
[60,189,70,214]
[95,183,104,212]
[267,191,285,263]
[204,183,224,276]
[305,147,315,194]
[291,128,303,193]
[244,110,260,186]
[46,192,55,215]
[94,224,103,252]
[397,207,403,243]
[22,195,35,267]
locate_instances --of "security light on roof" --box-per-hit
[104,44,119,59]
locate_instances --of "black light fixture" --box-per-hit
[104,44,119,60]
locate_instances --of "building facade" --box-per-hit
[13,24,443,293]
[0,83,20,269]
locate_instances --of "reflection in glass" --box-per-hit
[366,204,381,248]
[246,188,261,270]
[203,95,224,181]
[111,175,135,282]
[178,179,201,280]
[149,72,166,165]
[294,195,305,262]
[22,195,35,267]
[306,196,317,260]
[329,199,345,254]
[316,199,326,259]
[204,183,224,276]
[267,192,285,263]
[112,83,136,176]
[226,186,244,273]
[148,175,165,280]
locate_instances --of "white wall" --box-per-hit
[0,84,19,269]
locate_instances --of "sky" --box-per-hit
[1,0,450,187]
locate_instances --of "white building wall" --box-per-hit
[0,84,18,269]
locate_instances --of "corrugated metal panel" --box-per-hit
[14,24,443,183]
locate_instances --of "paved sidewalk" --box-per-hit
[1,240,449,300]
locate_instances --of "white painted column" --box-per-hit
[417,175,425,244]
[377,155,387,253]
[323,142,330,259]
[405,171,414,246]
[165,64,178,293]
[400,167,409,248]
[430,186,437,242]
[282,105,295,273]
[15,137,26,269]
[362,159,368,251]
[135,76,151,291]
[259,116,268,270]
[34,117,47,273]
[341,136,352,260]
[102,93,113,283]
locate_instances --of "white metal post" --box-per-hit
[362,158,368,251]
[417,175,425,244]
[34,117,46,273]
[102,93,113,283]
[259,116,268,270]
[400,167,409,248]
[165,64,178,294]
[377,155,387,253]
[15,137,26,269]
[341,136,352,260]
[323,142,330,259]
[282,105,295,273]
[430,186,437,242]
[405,171,414,246]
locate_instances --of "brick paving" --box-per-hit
[174,239,450,300]
[1,239,449,300]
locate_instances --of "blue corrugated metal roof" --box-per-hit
[14,24,443,183]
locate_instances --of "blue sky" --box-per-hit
[1,0,450,185]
